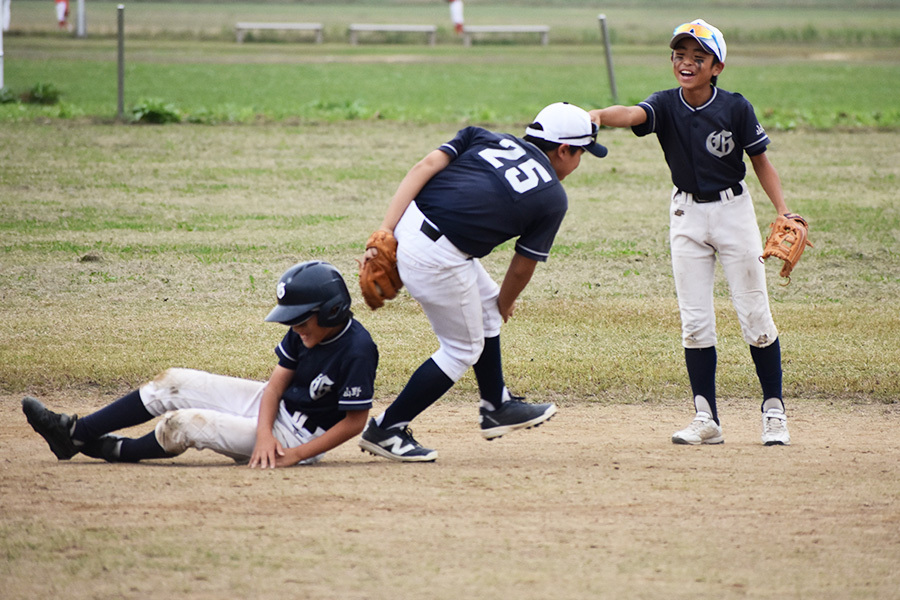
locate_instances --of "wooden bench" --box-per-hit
[348,24,437,46]
[235,22,324,44]
[462,25,550,47]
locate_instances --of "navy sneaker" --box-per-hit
[480,397,557,440]
[22,396,80,460]
[359,418,437,462]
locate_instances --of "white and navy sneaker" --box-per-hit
[671,411,724,445]
[761,409,791,446]
[359,418,437,462]
[480,397,557,440]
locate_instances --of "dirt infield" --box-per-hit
[2,393,898,599]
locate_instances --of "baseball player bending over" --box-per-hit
[359,102,607,462]
[590,20,794,446]
[23,261,378,467]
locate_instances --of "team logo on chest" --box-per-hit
[309,373,334,400]
[706,129,735,158]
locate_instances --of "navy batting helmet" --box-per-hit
[265,261,352,327]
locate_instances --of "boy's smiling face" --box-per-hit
[671,37,724,94]
[291,316,341,348]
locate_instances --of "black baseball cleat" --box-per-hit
[80,434,125,462]
[21,396,80,460]
[480,398,557,440]
[358,418,437,462]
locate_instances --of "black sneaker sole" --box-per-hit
[481,404,557,440]
[358,439,437,462]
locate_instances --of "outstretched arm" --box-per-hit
[589,106,648,128]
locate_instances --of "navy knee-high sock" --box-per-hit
[381,358,454,429]
[72,389,154,442]
[750,338,783,410]
[685,347,718,423]
[117,431,171,462]
[472,336,504,411]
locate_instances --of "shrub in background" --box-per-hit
[131,98,182,124]
[22,82,61,105]
[0,88,18,104]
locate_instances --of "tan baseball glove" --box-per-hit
[761,213,813,283]
[358,230,403,310]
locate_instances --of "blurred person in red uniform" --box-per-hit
[447,0,463,34]
[55,0,69,30]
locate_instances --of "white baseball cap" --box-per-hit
[525,102,608,158]
[670,19,727,63]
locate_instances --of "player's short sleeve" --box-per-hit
[438,126,478,161]
[734,93,770,157]
[336,347,377,413]
[514,193,568,262]
[632,92,664,137]
[274,330,300,370]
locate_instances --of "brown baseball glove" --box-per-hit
[761,213,813,283]
[358,230,403,310]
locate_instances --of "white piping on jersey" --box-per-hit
[318,318,353,346]
[639,101,657,132]
[745,135,769,151]
[275,319,354,361]
[516,242,551,260]
[678,87,718,112]
[277,341,296,362]
[340,397,373,408]
[440,142,460,157]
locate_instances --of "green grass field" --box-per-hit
[2,122,898,402]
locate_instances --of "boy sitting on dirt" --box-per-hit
[23,261,378,467]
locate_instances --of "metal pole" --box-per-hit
[0,0,6,90]
[598,14,618,104]
[117,5,124,120]
[0,20,4,91]
[77,0,87,38]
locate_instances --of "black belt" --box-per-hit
[682,183,743,203]
[420,220,443,242]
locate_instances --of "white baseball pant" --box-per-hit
[140,368,325,463]
[394,201,503,382]
[669,184,778,349]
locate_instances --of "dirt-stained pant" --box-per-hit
[140,368,324,463]
[669,184,778,349]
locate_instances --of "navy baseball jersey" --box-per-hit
[632,87,769,197]
[414,126,568,262]
[275,319,377,431]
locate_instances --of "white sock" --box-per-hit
[694,395,712,416]
[762,398,785,413]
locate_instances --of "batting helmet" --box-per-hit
[265,261,352,327]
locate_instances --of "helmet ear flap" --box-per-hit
[317,288,352,327]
